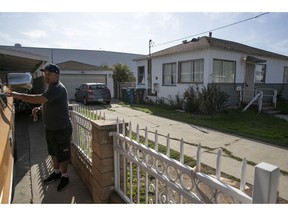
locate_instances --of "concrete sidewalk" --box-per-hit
[12,114,93,204]
[101,103,288,201]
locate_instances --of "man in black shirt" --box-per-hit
[6,63,72,191]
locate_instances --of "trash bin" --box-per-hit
[135,88,145,104]
[121,88,127,102]
[126,87,135,104]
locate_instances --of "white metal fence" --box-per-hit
[70,104,280,204]
[110,119,280,204]
[70,104,105,160]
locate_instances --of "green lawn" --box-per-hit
[120,102,288,148]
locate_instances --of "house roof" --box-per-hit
[56,60,113,71]
[134,36,288,61]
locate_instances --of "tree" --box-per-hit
[112,63,135,82]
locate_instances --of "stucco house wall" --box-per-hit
[135,37,288,106]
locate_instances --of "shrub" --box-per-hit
[183,85,229,115]
[183,85,200,113]
[167,93,184,110]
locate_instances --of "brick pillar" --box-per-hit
[91,119,122,203]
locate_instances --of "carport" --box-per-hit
[0,48,48,203]
[0,48,48,92]
[0,48,47,71]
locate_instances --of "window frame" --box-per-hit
[283,66,288,83]
[137,66,145,85]
[212,59,236,83]
[178,59,204,83]
[254,63,266,83]
[162,62,177,86]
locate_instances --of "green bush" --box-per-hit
[183,85,229,115]
[167,93,184,110]
[183,85,200,113]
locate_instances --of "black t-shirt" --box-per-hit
[42,81,71,131]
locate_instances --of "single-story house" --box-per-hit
[134,35,288,107]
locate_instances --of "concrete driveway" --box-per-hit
[12,114,93,204]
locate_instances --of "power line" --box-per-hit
[153,12,270,47]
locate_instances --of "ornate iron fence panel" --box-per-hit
[110,119,253,204]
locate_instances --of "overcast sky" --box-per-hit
[1,1,287,56]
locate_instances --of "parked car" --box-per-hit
[75,83,111,105]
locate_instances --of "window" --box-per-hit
[163,63,176,85]
[283,66,288,83]
[255,64,266,83]
[213,59,236,83]
[137,66,145,84]
[179,59,204,83]
[79,84,86,90]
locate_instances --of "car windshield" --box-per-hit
[89,84,106,90]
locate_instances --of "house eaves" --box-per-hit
[134,37,210,61]
[56,60,113,71]
[134,36,288,61]
[208,37,288,60]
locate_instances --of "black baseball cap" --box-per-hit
[40,63,60,74]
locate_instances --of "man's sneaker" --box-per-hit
[57,176,70,191]
[43,172,61,184]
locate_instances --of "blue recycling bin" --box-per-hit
[126,88,135,104]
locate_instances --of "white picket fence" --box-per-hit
[70,104,105,160]
[110,119,280,204]
[70,105,280,204]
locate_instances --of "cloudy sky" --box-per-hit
[1,1,287,56]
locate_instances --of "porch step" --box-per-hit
[261,104,281,115]
[263,110,281,115]
[250,102,281,114]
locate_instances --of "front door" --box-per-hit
[243,63,255,103]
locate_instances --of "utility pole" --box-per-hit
[148,39,153,95]
[149,39,152,57]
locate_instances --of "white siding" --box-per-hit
[136,47,288,102]
[149,49,209,100]
[205,48,246,84]
[265,58,288,83]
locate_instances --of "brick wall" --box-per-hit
[71,119,126,203]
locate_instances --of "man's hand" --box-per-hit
[32,106,41,122]
[5,91,14,97]
[32,106,41,116]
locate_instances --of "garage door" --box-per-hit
[60,74,107,100]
